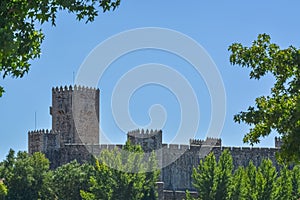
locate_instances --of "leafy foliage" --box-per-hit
[244,161,257,200]
[0,150,50,200]
[192,152,217,200]
[256,159,277,200]
[215,149,233,200]
[0,180,7,199]
[228,34,300,162]
[0,143,159,200]
[80,159,114,200]
[273,165,292,200]
[291,165,300,200]
[0,0,120,97]
[81,141,160,200]
[50,160,94,200]
[189,150,300,200]
[192,150,233,200]
[228,166,247,200]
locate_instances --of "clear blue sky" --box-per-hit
[1,1,299,160]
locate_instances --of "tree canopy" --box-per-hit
[190,150,233,200]
[0,180,7,199]
[0,143,159,200]
[81,141,160,200]
[228,34,300,163]
[188,150,300,200]
[0,149,50,200]
[0,0,120,97]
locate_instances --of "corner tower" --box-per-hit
[50,85,100,145]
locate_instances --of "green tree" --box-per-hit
[0,0,120,97]
[190,152,299,200]
[273,165,292,200]
[80,159,115,200]
[191,150,233,200]
[244,161,258,200]
[291,165,300,200]
[228,166,247,200]
[192,152,217,200]
[228,34,300,162]
[215,149,233,200]
[102,142,147,199]
[256,159,277,200]
[81,141,159,200]
[39,170,56,200]
[0,150,50,200]
[0,181,7,200]
[51,160,94,200]
[0,149,15,186]
[243,159,277,200]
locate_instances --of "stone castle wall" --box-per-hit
[42,139,280,191]
[161,145,279,191]
[28,85,282,199]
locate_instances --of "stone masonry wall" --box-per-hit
[51,86,99,145]
[43,140,280,191]
[28,129,59,154]
[161,145,279,191]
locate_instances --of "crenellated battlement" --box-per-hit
[189,139,204,145]
[159,144,275,151]
[52,85,73,93]
[28,129,58,135]
[189,137,221,146]
[64,143,124,150]
[127,129,162,138]
[28,129,60,155]
[62,143,277,152]
[52,85,99,94]
[203,137,222,146]
[127,129,162,152]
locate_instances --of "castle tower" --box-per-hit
[127,129,162,152]
[50,85,100,145]
[28,129,59,154]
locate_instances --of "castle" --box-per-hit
[28,86,281,199]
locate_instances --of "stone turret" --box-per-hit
[127,129,162,152]
[28,129,59,154]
